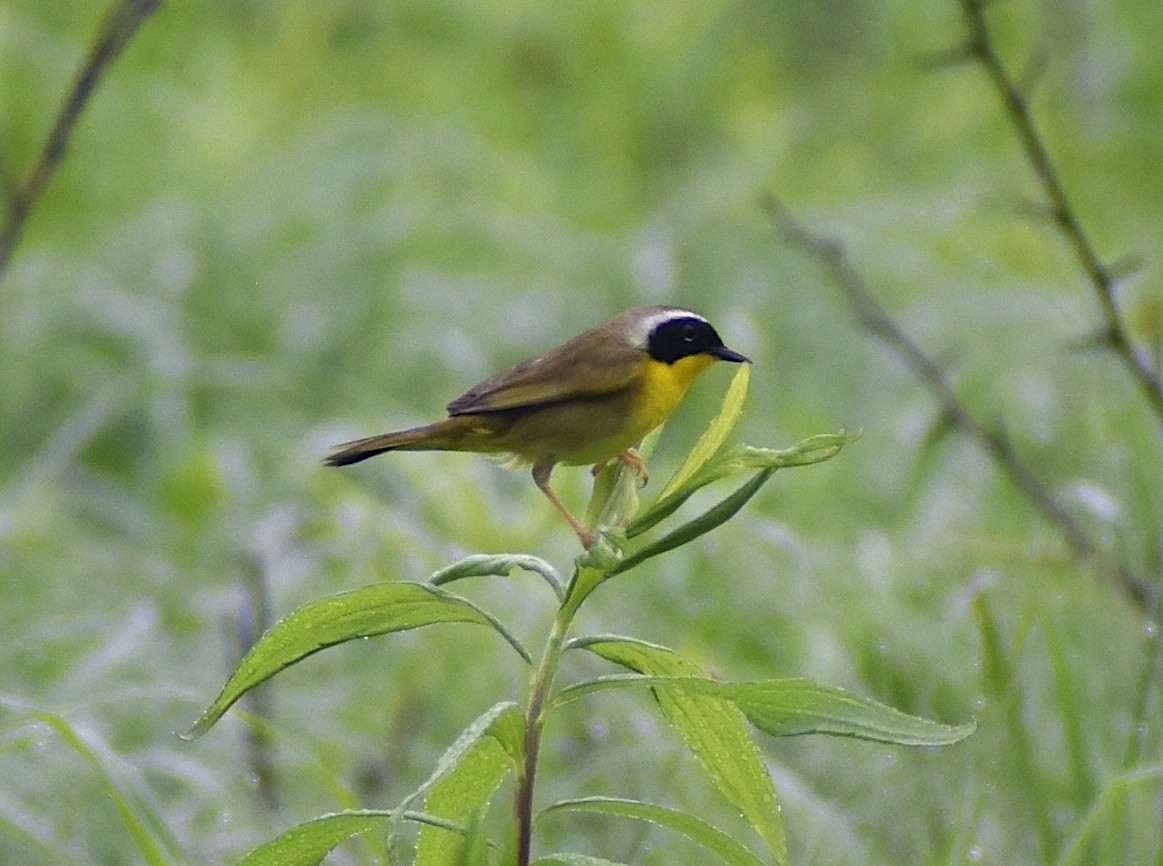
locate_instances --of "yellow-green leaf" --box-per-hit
[656,363,751,502]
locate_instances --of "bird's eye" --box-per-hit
[682,324,697,342]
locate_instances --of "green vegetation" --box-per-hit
[181,375,971,864]
[2,0,1160,863]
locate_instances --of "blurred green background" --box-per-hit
[2,0,1161,863]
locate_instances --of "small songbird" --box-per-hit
[324,306,749,548]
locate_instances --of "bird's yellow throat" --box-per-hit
[632,353,718,434]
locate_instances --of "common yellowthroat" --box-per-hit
[325,306,749,548]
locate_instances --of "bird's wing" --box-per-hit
[447,339,640,415]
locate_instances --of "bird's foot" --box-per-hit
[591,448,649,487]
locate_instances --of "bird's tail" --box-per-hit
[323,422,446,467]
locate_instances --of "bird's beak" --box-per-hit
[712,345,750,364]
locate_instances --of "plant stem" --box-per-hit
[0,0,161,286]
[515,604,573,866]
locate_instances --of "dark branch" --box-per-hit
[956,0,1163,423]
[766,195,1151,612]
[0,0,162,285]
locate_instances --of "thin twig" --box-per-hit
[955,0,1163,423]
[0,0,162,285]
[766,196,1150,612]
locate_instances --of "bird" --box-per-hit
[324,305,749,548]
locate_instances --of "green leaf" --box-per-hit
[656,362,751,502]
[532,855,631,866]
[431,552,565,603]
[15,707,176,866]
[454,810,491,866]
[538,796,766,866]
[180,583,530,740]
[973,591,1052,855]
[708,431,856,477]
[628,430,853,539]
[1044,617,1096,801]
[713,679,976,745]
[413,702,525,866]
[570,637,786,866]
[555,675,975,746]
[233,809,480,866]
[236,810,395,866]
[1057,767,1163,866]
[613,470,771,576]
[411,701,525,800]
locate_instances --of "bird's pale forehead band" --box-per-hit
[630,308,708,349]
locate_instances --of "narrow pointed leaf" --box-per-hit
[552,672,661,708]
[571,637,786,865]
[554,675,974,746]
[539,797,766,866]
[237,810,395,866]
[410,701,525,801]
[613,470,771,575]
[431,553,565,602]
[1057,767,1163,866]
[713,432,854,475]
[723,679,977,745]
[629,430,852,539]
[181,583,529,740]
[404,702,525,818]
[656,363,751,502]
[413,702,525,866]
[532,855,631,866]
[235,810,476,866]
[1044,618,1094,800]
[20,709,174,866]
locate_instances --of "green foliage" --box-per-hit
[565,635,788,864]
[179,372,970,863]
[553,673,975,746]
[538,798,767,866]
[1,703,180,866]
[180,582,531,740]
[235,811,396,866]
[411,702,524,865]
[2,0,1162,863]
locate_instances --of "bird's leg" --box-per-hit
[590,448,649,486]
[617,448,649,486]
[532,458,596,549]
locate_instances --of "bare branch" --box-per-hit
[766,195,1151,612]
[955,0,1163,423]
[0,0,162,286]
